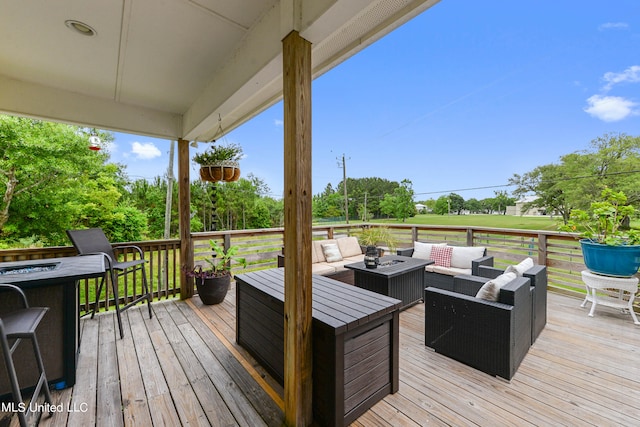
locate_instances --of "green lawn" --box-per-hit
[373,214,562,231]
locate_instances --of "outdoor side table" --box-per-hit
[580,270,639,325]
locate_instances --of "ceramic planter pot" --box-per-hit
[195,274,231,304]
[580,239,640,277]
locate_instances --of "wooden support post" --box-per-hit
[178,138,194,299]
[282,30,313,426]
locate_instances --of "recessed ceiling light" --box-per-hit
[65,20,96,37]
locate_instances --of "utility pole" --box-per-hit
[363,191,367,222]
[337,154,349,224]
[163,140,175,292]
[164,140,175,239]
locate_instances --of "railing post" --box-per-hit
[411,226,418,243]
[327,227,334,239]
[466,228,474,246]
[223,233,231,252]
[538,233,548,267]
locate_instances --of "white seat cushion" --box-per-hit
[426,265,471,276]
[344,254,365,263]
[312,263,337,275]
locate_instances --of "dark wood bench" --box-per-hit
[235,268,401,427]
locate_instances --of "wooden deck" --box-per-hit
[3,281,640,426]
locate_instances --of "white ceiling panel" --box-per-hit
[0,0,438,140]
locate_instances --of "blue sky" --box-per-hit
[110,0,640,201]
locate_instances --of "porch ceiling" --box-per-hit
[0,0,438,142]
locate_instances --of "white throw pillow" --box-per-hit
[504,257,535,277]
[476,272,516,301]
[412,241,447,260]
[450,246,486,269]
[321,243,343,263]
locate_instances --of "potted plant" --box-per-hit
[193,142,243,182]
[559,188,640,277]
[185,240,247,304]
[355,226,397,257]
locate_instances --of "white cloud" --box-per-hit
[598,22,629,31]
[274,119,283,127]
[584,95,638,122]
[602,65,640,92]
[131,141,162,159]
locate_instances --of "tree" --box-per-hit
[433,196,449,215]
[335,177,399,219]
[510,163,573,222]
[208,174,279,230]
[448,193,465,215]
[510,133,640,224]
[312,184,343,219]
[0,115,121,245]
[126,177,179,239]
[489,191,514,215]
[464,198,483,214]
[380,179,415,222]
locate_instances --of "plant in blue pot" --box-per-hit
[560,188,640,277]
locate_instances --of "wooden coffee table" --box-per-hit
[344,255,432,309]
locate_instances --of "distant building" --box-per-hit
[506,196,546,216]
[415,203,429,214]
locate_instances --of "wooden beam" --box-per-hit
[282,30,313,426]
[178,138,194,299]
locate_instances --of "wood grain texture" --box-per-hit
[177,138,193,299]
[6,288,640,427]
[282,30,313,427]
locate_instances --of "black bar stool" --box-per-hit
[0,284,52,427]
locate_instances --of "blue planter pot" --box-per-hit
[580,239,640,277]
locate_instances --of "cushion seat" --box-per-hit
[278,237,365,284]
[312,263,338,275]
[398,242,492,291]
[425,265,470,276]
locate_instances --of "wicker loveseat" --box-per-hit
[476,258,548,344]
[424,273,532,380]
[397,242,493,291]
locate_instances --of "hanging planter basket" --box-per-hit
[199,160,241,183]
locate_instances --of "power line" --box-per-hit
[413,169,640,197]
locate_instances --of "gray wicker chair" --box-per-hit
[0,284,52,427]
[476,260,547,344]
[66,228,152,338]
[424,274,532,380]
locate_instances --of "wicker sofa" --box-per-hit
[476,258,548,344]
[424,273,532,380]
[397,242,493,291]
[277,236,364,284]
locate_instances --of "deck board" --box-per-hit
[3,281,640,426]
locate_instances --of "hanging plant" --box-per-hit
[193,142,243,182]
